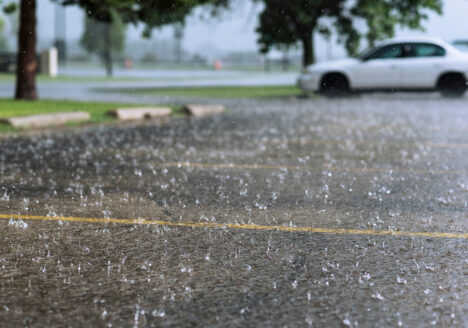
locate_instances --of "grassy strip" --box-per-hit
[0,99,176,133]
[105,85,303,99]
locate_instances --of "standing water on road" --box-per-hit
[1,94,468,327]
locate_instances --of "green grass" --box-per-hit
[0,99,176,133]
[106,85,303,99]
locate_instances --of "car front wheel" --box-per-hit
[320,73,350,97]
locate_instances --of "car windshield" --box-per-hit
[357,46,379,60]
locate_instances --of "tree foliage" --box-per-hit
[0,17,8,51]
[54,0,228,35]
[12,0,229,100]
[80,11,126,76]
[256,0,343,66]
[1,2,18,51]
[256,0,443,67]
[2,2,17,14]
[342,0,443,55]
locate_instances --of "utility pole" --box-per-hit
[54,3,67,64]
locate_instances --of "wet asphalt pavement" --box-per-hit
[0,71,297,105]
[1,93,468,327]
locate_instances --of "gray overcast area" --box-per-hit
[27,0,468,60]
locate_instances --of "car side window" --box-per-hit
[406,43,446,57]
[365,45,403,60]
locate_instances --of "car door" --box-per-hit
[398,43,447,89]
[349,44,404,89]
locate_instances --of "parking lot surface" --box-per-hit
[1,93,467,327]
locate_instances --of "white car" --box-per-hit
[298,37,468,97]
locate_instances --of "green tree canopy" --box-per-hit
[0,17,8,51]
[13,0,229,100]
[80,11,126,76]
[339,0,443,56]
[55,0,228,34]
[256,0,343,67]
[256,0,443,67]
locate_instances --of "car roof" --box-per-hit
[374,37,465,55]
[377,37,447,46]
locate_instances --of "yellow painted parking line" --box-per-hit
[161,162,464,175]
[1,214,467,240]
[426,142,468,149]
[123,132,468,150]
[268,138,468,150]
[163,162,303,171]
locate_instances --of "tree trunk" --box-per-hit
[15,0,37,100]
[301,32,315,68]
[103,23,113,77]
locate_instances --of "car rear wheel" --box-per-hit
[320,73,350,97]
[438,74,467,98]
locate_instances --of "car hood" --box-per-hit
[307,58,360,72]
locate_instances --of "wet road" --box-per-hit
[1,94,468,327]
[0,71,297,104]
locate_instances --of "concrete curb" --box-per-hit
[0,112,91,128]
[182,104,225,117]
[108,107,172,121]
